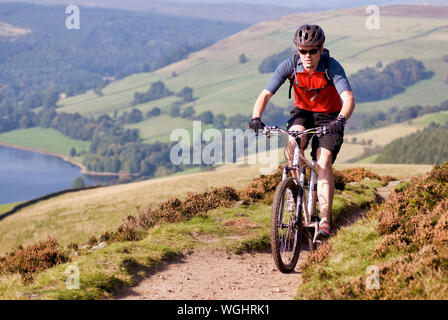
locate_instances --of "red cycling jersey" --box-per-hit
[291,70,342,114]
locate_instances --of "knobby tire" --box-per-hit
[270,177,303,273]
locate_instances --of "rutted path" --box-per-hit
[117,250,308,300]
[116,181,399,300]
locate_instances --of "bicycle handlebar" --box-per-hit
[262,125,327,138]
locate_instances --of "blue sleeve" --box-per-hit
[264,56,295,95]
[328,58,352,94]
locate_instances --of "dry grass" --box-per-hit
[344,123,426,148]
[298,162,448,300]
[334,163,432,179]
[0,163,266,254]
[0,238,68,283]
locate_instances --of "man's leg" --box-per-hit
[316,147,334,235]
[287,124,307,178]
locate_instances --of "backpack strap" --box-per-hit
[288,48,334,100]
[322,48,334,86]
[288,54,300,99]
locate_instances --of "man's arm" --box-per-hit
[252,56,294,119]
[252,89,273,118]
[338,90,355,120]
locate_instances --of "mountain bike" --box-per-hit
[263,125,327,273]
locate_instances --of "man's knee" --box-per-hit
[317,148,333,170]
[288,124,307,149]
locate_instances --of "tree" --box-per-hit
[42,89,60,109]
[146,107,161,118]
[70,147,77,157]
[198,111,214,124]
[131,81,174,106]
[72,176,88,189]
[259,48,295,73]
[128,108,143,124]
[19,112,34,128]
[169,104,181,118]
[181,106,195,119]
[239,53,248,64]
[213,113,227,129]
[177,87,194,102]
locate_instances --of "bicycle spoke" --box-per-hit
[271,177,303,273]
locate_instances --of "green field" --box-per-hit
[0,128,91,160]
[411,111,448,125]
[57,7,448,122]
[0,202,21,215]
[3,6,447,155]
[125,115,195,144]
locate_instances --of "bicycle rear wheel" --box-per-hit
[270,177,303,273]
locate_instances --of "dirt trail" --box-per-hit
[117,249,308,300]
[116,181,399,300]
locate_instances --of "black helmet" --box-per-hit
[293,24,325,47]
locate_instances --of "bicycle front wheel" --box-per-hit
[270,177,303,273]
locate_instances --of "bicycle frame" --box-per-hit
[264,126,325,244]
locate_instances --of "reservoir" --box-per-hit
[0,146,114,204]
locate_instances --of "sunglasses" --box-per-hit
[298,48,320,55]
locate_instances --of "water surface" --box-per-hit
[0,146,114,204]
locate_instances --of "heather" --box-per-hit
[297,162,448,299]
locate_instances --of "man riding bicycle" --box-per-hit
[249,24,355,240]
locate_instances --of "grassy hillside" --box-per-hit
[2,5,446,164]
[0,3,246,107]
[0,162,271,254]
[0,128,90,161]
[297,162,448,299]
[0,202,21,215]
[0,164,386,299]
[412,111,448,125]
[344,122,426,147]
[52,5,448,148]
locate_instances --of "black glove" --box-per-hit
[249,117,265,134]
[327,119,345,134]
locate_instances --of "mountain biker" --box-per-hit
[249,24,355,240]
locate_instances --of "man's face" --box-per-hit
[297,46,323,71]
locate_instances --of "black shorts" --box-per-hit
[286,108,344,164]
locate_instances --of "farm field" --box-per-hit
[0,128,91,163]
[411,111,448,125]
[344,122,426,147]
[53,5,448,145]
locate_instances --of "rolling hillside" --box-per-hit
[0,2,247,108]
[57,5,448,145]
[343,109,448,164]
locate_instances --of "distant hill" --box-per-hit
[0,0,317,24]
[56,5,448,141]
[4,0,447,24]
[0,3,246,108]
[375,123,448,164]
